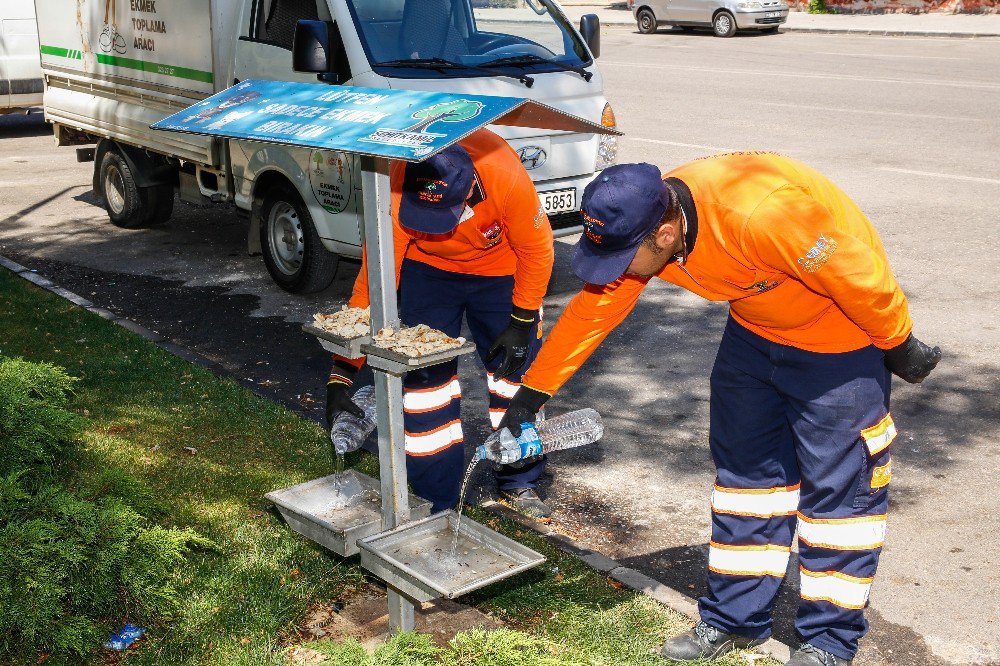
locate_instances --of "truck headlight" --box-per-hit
[596,102,618,171]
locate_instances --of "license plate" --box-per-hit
[766,11,780,16]
[540,188,577,215]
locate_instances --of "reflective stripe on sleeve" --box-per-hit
[489,408,505,429]
[799,567,873,610]
[861,413,896,456]
[486,372,519,399]
[711,483,800,518]
[797,513,887,551]
[708,541,791,577]
[404,419,463,456]
[403,377,461,413]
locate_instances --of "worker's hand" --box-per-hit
[326,380,364,426]
[883,334,942,384]
[486,307,537,380]
[497,386,550,437]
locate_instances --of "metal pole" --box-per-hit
[359,155,415,632]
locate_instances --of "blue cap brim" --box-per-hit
[398,196,464,235]
[572,236,642,286]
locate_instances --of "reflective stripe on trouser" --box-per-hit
[699,317,892,661]
[398,259,546,511]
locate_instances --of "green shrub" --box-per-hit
[0,356,213,663]
[0,357,82,481]
[808,0,831,13]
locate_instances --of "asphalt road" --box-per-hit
[2,28,998,665]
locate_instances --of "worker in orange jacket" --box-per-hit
[499,155,941,665]
[326,128,555,517]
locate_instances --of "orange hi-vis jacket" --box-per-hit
[521,151,913,397]
[347,128,554,312]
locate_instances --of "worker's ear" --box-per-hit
[653,220,678,250]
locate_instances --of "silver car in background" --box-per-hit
[627,0,788,37]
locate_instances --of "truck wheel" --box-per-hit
[99,151,172,228]
[259,187,338,294]
[637,8,658,34]
[713,11,737,37]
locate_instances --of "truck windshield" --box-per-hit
[344,0,591,78]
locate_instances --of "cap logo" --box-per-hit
[417,178,447,203]
[581,209,605,245]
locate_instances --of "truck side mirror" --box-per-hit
[579,14,601,59]
[293,20,340,83]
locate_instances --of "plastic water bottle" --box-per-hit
[474,408,604,464]
[330,385,377,455]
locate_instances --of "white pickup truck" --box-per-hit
[1,0,43,114]
[35,0,617,293]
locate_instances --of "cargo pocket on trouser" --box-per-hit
[853,413,896,510]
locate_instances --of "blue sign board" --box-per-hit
[152,80,556,162]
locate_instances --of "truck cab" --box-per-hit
[37,0,617,293]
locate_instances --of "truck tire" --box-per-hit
[713,11,737,37]
[259,186,338,294]
[98,151,172,228]
[637,8,658,34]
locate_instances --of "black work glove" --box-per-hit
[883,334,941,384]
[497,386,550,438]
[486,306,537,381]
[325,357,363,425]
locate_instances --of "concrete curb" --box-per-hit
[480,500,794,664]
[2,257,794,663]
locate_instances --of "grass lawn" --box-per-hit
[0,268,777,666]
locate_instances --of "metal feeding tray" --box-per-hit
[266,470,432,557]
[357,511,545,602]
[361,340,476,376]
[302,323,370,360]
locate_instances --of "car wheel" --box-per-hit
[260,186,339,294]
[99,150,170,228]
[637,8,658,34]
[713,11,737,37]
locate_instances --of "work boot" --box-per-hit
[499,487,551,519]
[787,644,853,666]
[660,621,762,662]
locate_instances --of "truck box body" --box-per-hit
[36,0,233,164]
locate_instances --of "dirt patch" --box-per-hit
[287,592,505,660]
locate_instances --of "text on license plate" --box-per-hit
[540,188,577,215]
[765,11,780,15]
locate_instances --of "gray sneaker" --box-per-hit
[787,644,853,666]
[499,487,551,519]
[660,621,763,662]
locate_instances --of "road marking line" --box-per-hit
[878,167,1000,185]
[600,60,1000,91]
[629,137,736,152]
[815,51,970,60]
[753,100,981,122]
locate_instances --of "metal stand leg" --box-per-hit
[361,155,416,632]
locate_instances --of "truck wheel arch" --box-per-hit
[248,169,300,256]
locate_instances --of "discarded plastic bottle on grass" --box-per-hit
[474,408,604,465]
[330,385,377,455]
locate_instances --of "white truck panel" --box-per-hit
[1,0,44,112]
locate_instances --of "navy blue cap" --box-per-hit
[572,163,669,285]
[398,144,475,235]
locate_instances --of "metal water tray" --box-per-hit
[266,470,432,557]
[357,511,545,602]
[302,323,370,359]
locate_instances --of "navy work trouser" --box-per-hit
[699,318,894,660]
[394,259,545,512]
